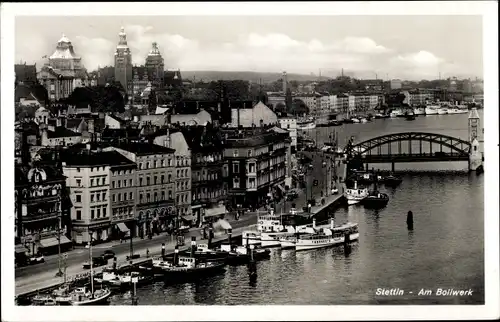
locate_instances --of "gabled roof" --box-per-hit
[65,118,84,129]
[61,149,136,167]
[179,125,224,152]
[107,114,126,124]
[111,142,175,155]
[46,127,81,138]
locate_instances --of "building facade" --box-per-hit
[145,42,165,88]
[37,34,88,101]
[224,129,290,210]
[106,143,176,237]
[109,159,137,240]
[15,158,72,257]
[114,27,133,94]
[231,101,278,128]
[278,117,297,149]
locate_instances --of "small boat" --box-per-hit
[295,221,359,251]
[69,286,112,306]
[31,294,59,306]
[328,120,343,126]
[220,244,271,265]
[51,285,72,305]
[413,107,426,115]
[360,118,369,123]
[405,113,416,121]
[425,104,439,115]
[344,181,369,205]
[351,117,361,123]
[153,256,226,281]
[390,109,404,118]
[362,191,390,209]
[437,107,448,115]
[94,269,151,289]
[297,121,316,130]
[382,175,402,187]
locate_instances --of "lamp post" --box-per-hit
[55,196,63,278]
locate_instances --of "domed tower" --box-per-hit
[114,27,133,93]
[49,34,83,71]
[145,42,165,87]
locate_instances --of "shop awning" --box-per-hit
[182,214,194,221]
[39,235,72,248]
[116,222,129,233]
[204,206,227,218]
[15,244,28,254]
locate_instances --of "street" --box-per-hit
[15,212,258,281]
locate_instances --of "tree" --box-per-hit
[289,99,309,115]
[148,89,157,113]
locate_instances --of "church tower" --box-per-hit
[114,27,132,94]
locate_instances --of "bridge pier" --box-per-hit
[468,138,482,171]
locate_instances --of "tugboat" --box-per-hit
[152,256,226,283]
[362,175,390,210]
[344,181,369,205]
[382,174,403,187]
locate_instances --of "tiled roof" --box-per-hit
[111,142,175,155]
[65,118,84,129]
[46,126,81,138]
[180,125,224,152]
[61,149,136,167]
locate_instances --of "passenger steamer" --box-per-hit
[295,220,359,251]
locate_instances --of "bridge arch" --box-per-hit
[345,132,471,157]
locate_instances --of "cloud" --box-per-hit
[15,27,468,80]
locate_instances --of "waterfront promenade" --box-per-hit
[16,224,257,297]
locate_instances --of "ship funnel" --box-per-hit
[330,218,335,229]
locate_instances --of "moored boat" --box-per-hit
[295,220,359,251]
[413,107,426,115]
[220,244,271,265]
[153,256,226,282]
[351,117,361,123]
[69,286,112,306]
[437,107,448,115]
[344,181,369,205]
[425,104,439,115]
[94,269,151,289]
[362,191,390,209]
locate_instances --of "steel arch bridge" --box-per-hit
[344,132,471,163]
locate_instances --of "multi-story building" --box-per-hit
[408,90,434,106]
[15,155,72,257]
[231,101,278,128]
[109,157,137,240]
[150,128,193,227]
[181,126,226,225]
[62,148,133,244]
[267,94,286,111]
[223,128,291,210]
[278,117,297,150]
[295,94,320,114]
[145,42,165,88]
[37,34,88,101]
[319,94,330,116]
[105,142,176,237]
[114,27,133,95]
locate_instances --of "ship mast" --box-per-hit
[89,232,94,296]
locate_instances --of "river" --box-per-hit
[109,113,484,305]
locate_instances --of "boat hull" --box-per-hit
[437,108,448,115]
[160,262,226,283]
[425,107,438,115]
[70,290,111,306]
[362,197,389,209]
[226,249,271,265]
[295,233,359,251]
[279,239,296,249]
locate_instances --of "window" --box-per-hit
[161,175,165,183]
[118,194,122,201]
[97,208,101,218]
[233,150,239,157]
[168,190,172,199]
[90,179,94,187]
[146,193,150,202]
[248,150,252,157]
[96,193,100,201]
[154,192,158,201]
[161,191,165,200]
[139,193,143,202]
[129,179,133,186]
[123,180,127,187]
[139,163,143,170]
[168,174,172,182]
[76,179,81,187]
[249,163,256,173]
[145,162,149,169]
[154,176,157,184]
[112,194,116,202]
[129,192,133,200]
[112,181,115,188]
[91,209,95,219]
[103,208,107,217]
[146,177,150,185]
[139,178,143,186]
[176,195,180,204]
[90,194,95,202]
[90,167,94,172]
[233,177,240,188]
[117,180,121,188]
[102,192,106,200]
[76,167,80,172]
[233,163,239,173]
[76,194,81,203]
[76,210,81,220]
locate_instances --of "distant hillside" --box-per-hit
[181,71,331,83]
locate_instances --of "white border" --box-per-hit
[1,1,498,321]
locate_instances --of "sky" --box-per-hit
[14,15,483,81]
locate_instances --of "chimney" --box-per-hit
[282,71,287,93]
